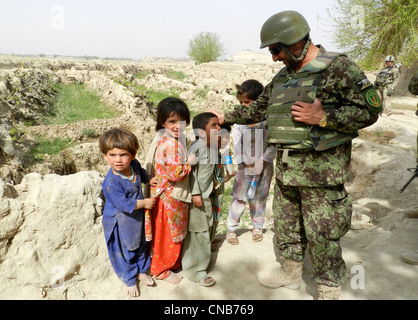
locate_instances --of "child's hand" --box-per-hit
[192,195,203,207]
[149,177,158,187]
[188,154,198,165]
[137,198,156,210]
[224,171,236,183]
[143,198,156,209]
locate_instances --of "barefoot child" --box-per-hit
[182,112,223,287]
[145,97,192,284]
[100,128,156,297]
[226,80,277,244]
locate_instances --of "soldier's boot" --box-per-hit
[317,284,342,300]
[401,251,418,265]
[256,259,303,289]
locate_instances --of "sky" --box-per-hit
[0,0,340,60]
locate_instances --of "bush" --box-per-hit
[187,31,226,64]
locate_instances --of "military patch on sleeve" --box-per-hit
[356,78,382,113]
[365,88,381,108]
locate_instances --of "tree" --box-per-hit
[187,32,226,64]
[326,0,417,69]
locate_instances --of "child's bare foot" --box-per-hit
[156,271,183,284]
[139,273,155,286]
[165,271,183,284]
[126,284,140,297]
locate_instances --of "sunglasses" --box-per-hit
[269,44,282,55]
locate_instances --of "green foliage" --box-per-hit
[114,75,179,106]
[133,71,152,79]
[187,32,226,64]
[82,128,97,138]
[193,87,209,99]
[327,0,417,69]
[43,83,121,124]
[9,128,24,142]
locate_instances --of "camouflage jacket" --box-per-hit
[224,46,380,187]
[409,71,418,96]
[375,65,400,90]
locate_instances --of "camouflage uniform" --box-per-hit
[375,63,400,114]
[408,71,418,164]
[224,46,380,287]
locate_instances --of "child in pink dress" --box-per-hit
[145,97,192,284]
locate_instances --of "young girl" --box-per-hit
[226,80,277,244]
[100,128,156,297]
[144,97,191,284]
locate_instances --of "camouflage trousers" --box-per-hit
[273,181,352,287]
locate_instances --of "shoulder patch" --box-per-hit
[355,78,382,113]
[365,88,381,108]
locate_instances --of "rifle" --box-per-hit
[399,166,418,193]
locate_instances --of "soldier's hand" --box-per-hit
[208,110,224,125]
[291,98,324,125]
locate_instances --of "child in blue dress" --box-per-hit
[100,128,156,297]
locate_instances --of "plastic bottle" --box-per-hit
[245,175,260,200]
[224,153,236,176]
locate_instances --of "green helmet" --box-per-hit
[385,55,395,62]
[260,10,311,49]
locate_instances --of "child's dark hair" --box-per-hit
[220,123,231,132]
[156,97,190,131]
[192,112,218,139]
[99,128,139,155]
[235,79,264,101]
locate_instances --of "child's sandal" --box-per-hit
[252,228,263,242]
[198,275,215,287]
[226,231,239,245]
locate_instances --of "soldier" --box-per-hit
[213,10,381,299]
[375,55,400,115]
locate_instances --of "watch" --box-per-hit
[319,113,327,127]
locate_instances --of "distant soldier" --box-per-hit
[375,55,401,115]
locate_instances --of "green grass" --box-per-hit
[146,88,180,106]
[193,87,209,99]
[166,70,188,81]
[29,137,74,161]
[42,83,121,124]
[133,71,152,79]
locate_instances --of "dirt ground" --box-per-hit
[0,55,417,301]
[14,106,417,302]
